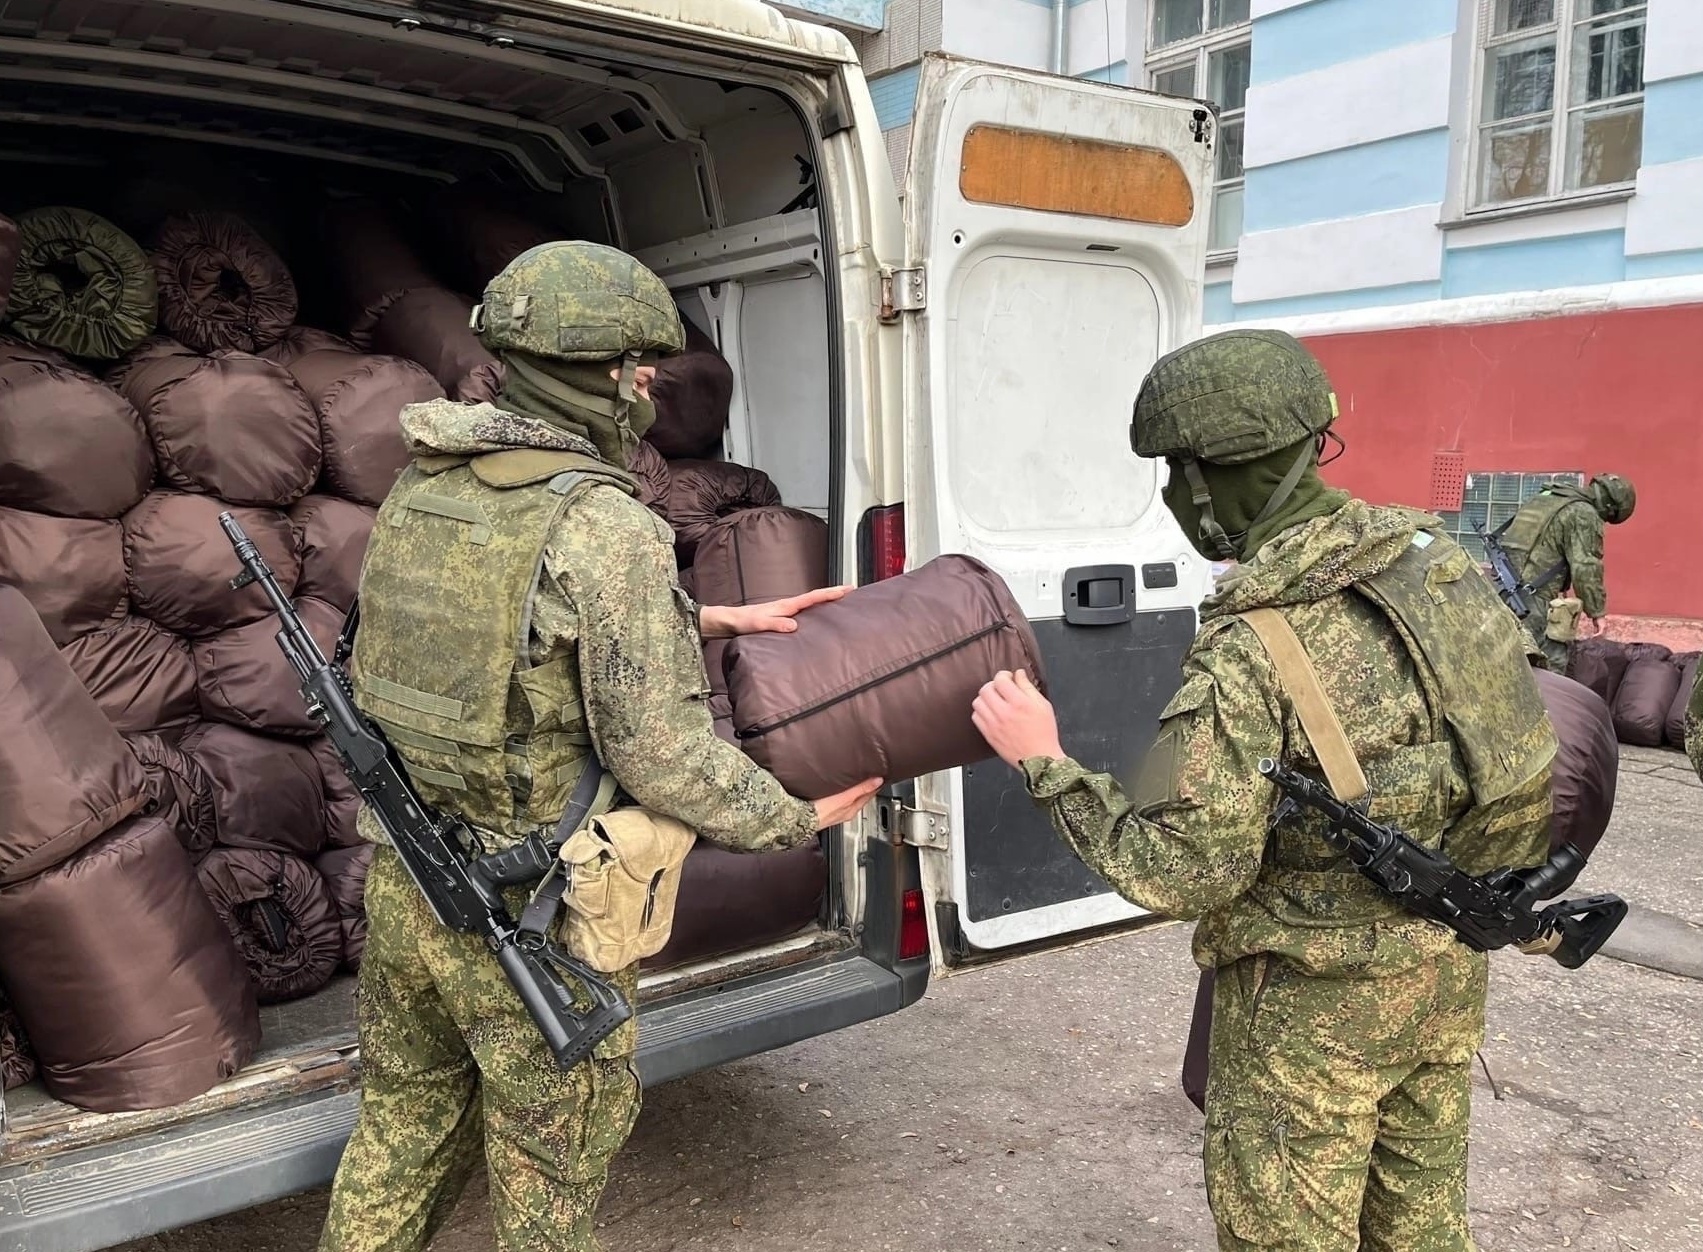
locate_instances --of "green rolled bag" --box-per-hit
[2,207,156,361]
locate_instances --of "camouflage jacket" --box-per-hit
[1024,500,1553,978]
[356,398,816,852]
[1508,492,1608,618]
[1687,664,1703,782]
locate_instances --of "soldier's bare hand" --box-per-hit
[813,776,884,829]
[972,670,1064,769]
[699,586,853,639]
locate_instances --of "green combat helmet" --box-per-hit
[1590,473,1636,524]
[1131,328,1340,560]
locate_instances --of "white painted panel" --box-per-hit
[1444,199,1630,250]
[733,273,833,512]
[1645,0,1703,82]
[1251,0,1321,15]
[1244,36,1455,168]
[1067,0,1127,78]
[939,0,1049,71]
[1232,203,1445,302]
[1625,156,1703,256]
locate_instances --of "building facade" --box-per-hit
[791,0,1702,639]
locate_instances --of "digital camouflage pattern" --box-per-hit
[1686,662,1703,782]
[319,850,643,1252]
[1500,483,1617,622]
[1205,944,1486,1251]
[1024,498,1553,1250]
[474,241,684,363]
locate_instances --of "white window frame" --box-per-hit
[1144,2,1251,259]
[1466,0,1648,214]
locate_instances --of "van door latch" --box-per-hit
[879,266,926,322]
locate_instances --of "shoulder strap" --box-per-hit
[1237,607,1370,804]
[470,448,637,494]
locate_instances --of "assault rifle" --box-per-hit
[1258,758,1626,969]
[218,513,630,1069]
[1474,517,1566,621]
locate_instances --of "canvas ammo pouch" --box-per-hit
[556,809,697,973]
[1547,596,1584,643]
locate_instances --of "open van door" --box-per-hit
[896,55,1216,960]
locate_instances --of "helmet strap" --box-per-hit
[1182,459,1239,561]
[1236,441,1317,541]
[613,351,640,449]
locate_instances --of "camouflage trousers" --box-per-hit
[1521,613,1571,673]
[1203,944,1488,1251]
[319,849,641,1252]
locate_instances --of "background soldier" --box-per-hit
[1498,473,1637,668]
[972,329,1556,1251]
[319,242,879,1252]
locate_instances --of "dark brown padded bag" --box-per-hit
[179,721,327,858]
[0,508,127,645]
[628,439,672,520]
[316,844,374,971]
[310,735,364,849]
[197,848,342,1004]
[192,596,345,736]
[664,460,782,564]
[291,494,376,612]
[0,587,152,886]
[123,492,301,638]
[62,617,198,733]
[152,212,298,355]
[259,325,357,367]
[421,187,556,292]
[0,213,18,320]
[369,287,503,404]
[109,338,321,507]
[1667,655,1700,749]
[0,338,154,518]
[1567,638,1632,706]
[1611,643,1677,748]
[323,201,438,345]
[0,809,259,1112]
[645,841,827,972]
[286,350,443,507]
[1533,669,1618,858]
[0,988,34,1092]
[125,731,219,861]
[646,322,733,459]
[725,556,1046,798]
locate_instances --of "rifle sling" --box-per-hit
[1237,608,1370,804]
[517,760,617,943]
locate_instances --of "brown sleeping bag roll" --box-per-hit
[0,338,154,518]
[665,460,782,564]
[109,338,321,506]
[1,988,35,1092]
[628,439,672,519]
[197,848,343,1004]
[61,617,199,733]
[291,495,377,611]
[0,808,259,1113]
[123,492,301,637]
[259,325,357,367]
[1612,644,1678,748]
[0,586,152,886]
[323,201,439,345]
[421,186,556,291]
[152,211,298,355]
[193,596,346,737]
[179,721,327,858]
[725,556,1046,798]
[0,213,18,320]
[310,736,364,849]
[369,286,504,403]
[316,844,374,971]
[1668,654,1700,749]
[1567,638,1632,706]
[287,351,444,506]
[0,508,127,645]
[125,731,219,861]
[1533,669,1618,858]
[645,841,827,972]
[646,322,734,459]
[4,207,157,361]
[693,506,832,698]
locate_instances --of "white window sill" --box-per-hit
[1442,187,1636,233]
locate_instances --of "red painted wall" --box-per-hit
[1303,303,1703,622]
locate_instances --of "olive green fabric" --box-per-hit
[1686,663,1703,782]
[1131,329,1338,465]
[1501,484,1612,620]
[5,207,156,360]
[474,242,683,362]
[496,352,658,464]
[1162,444,1351,562]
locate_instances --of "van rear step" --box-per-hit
[0,952,925,1252]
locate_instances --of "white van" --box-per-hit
[0,3,1215,1248]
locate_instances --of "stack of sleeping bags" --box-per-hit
[1568,638,1699,752]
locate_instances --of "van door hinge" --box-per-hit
[878,266,926,322]
[890,799,950,849]
[1190,108,1214,145]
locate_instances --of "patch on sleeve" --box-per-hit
[1158,670,1213,722]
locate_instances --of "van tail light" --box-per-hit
[857,504,906,584]
[898,889,929,961]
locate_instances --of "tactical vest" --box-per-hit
[351,448,637,848]
[1500,485,1592,590]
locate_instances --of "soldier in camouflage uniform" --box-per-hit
[1686,663,1703,782]
[973,330,1556,1251]
[318,242,881,1252]
[1499,474,1637,668]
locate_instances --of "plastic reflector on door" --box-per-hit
[958,126,1196,227]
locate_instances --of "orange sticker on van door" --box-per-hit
[958,125,1196,228]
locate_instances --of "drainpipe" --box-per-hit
[1050,0,1069,75]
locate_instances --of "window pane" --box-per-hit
[1217,117,1245,181]
[1485,38,1557,120]
[1210,0,1251,29]
[1152,64,1198,98]
[1209,184,1243,252]
[1573,12,1644,104]
[1152,0,1203,47]
[1478,122,1552,203]
[1494,0,1555,35]
[1567,102,1643,188]
[1208,42,1252,112]
[1585,0,1644,15]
